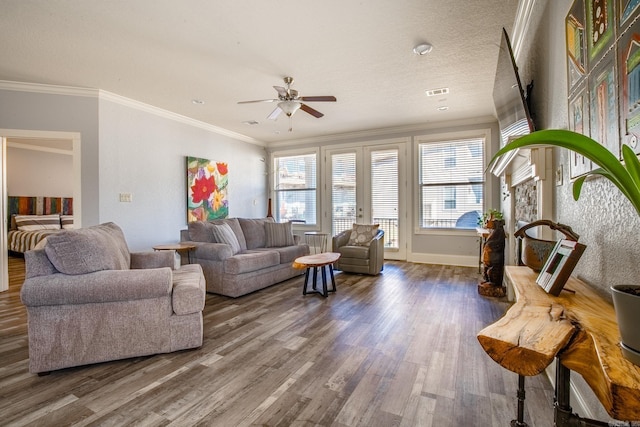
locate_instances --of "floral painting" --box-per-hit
[187,156,228,222]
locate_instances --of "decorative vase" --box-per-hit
[611,285,640,367]
[266,198,273,219]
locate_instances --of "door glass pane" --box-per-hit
[332,152,356,236]
[371,149,398,248]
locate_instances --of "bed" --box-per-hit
[7,196,73,254]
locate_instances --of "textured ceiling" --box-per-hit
[0,1,520,144]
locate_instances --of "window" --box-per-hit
[273,152,317,224]
[418,137,484,229]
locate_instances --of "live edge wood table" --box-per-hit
[477,266,640,426]
[293,252,340,297]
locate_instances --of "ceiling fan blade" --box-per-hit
[299,96,336,102]
[273,86,288,98]
[267,106,283,120]
[300,103,324,118]
[238,99,277,104]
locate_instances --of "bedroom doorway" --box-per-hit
[0,129,81,292]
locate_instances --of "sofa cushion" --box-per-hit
[238,218,274,249]
[44,222,131,275]
[188,219,247,251]
[224,251,279,275]
[347,224,380,246]
[211,223,241,254]
[188,221,216,243]
[255,244,309,264]
[171,264,206,315]
[264,221,295,247]
[338,245,371,260]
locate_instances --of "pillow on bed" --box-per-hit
[60,215,74,229]
[14,214,61,231]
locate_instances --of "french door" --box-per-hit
[325,142,406,260]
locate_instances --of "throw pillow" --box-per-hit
[15,214,61,231]
[211,222,241,254]
[264,221,295,247]
[347,223,380,246]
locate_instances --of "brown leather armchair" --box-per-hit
[332,228,384,275]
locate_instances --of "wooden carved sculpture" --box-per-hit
[478,217,506,297]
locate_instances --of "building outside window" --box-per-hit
[272,152,317,225]
[418,137,484,229]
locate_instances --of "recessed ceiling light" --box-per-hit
[437,106,449,111]
[191,99,205,105]
[413,43,433,55]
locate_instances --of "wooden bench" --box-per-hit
[477,266,640,425]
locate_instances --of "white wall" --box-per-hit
[7,146,73,197]
[0,85,268,252]
[97,97,267,250]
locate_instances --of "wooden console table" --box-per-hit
[477,266,640,425]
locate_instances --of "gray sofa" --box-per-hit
[181,218,309,297]
[21,222,206,374]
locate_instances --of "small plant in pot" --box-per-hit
[478,208,504,228]
[488,129,640,366]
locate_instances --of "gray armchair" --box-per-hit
[332,228,384,275]
[20,222,206,374]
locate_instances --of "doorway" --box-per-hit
[0,129,81,292]
[324,140,407,260]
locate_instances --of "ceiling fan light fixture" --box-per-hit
[278,100,301,116]
[413,43,433,55]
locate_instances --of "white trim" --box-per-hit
[512,0,538,62]
[0,80,98,97]
[409,252,477,268]
[0,80,264,147]
[7,141,73,156]
[98,90,264,146]
[0,138,6,292]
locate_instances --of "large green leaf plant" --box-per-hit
[488,129,640,216]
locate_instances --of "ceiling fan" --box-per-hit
[238,77,337,131]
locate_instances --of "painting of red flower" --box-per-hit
[187,156,228,221]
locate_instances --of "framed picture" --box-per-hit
[536,239,587,296]
[567,0,588,92]
[186,156,229,222]
[589,51,620,159]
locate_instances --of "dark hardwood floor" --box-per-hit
[1,256,555,426]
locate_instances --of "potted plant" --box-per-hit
[478,208,504,228]
[488,129,640,366]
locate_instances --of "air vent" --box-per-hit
[425,87,449,97]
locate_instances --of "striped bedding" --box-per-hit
[7,196,74,253]
[8,229,62,253]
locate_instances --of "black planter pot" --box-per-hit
[611,285,640,367]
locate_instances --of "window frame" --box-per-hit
[414,129,491,236]
[269,147,320,228]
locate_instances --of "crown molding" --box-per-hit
[0,80,98,97]
[0,80,265,147]
[97,90,264,146]
[266,116,497,149]
[511,0,538,62]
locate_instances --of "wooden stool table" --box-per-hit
[293,252,340,297]
[152,243,196,264]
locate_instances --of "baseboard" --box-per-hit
[409,252,478,268]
